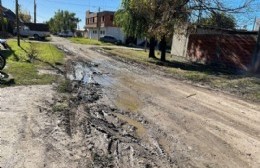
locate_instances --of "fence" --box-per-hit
[187,34,257,71]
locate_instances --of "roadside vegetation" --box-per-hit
[102,47,260,102]
[69,37,113,46]
[1,39,64,85]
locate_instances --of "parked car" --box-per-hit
[14,23,50,40]
[58,31,74,37]
[99,36,121,44]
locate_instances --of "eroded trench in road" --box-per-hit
[49,59,179,167]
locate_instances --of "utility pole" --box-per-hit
[252,16,256,31]
[16,0,20,46]
[34,0,36,23]
[97,7,100,40]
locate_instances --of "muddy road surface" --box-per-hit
[0,36,259,168]
[53,37,260,168]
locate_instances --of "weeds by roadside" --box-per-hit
[69,37,113,46]
[56,79,72,93]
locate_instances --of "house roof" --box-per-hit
[0,6,16,22]
[196,25,258,35]
[86,10,115,17]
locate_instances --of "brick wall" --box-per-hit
[187,34,257,71]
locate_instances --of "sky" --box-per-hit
[2,0,121,29]
[1,0,260,30]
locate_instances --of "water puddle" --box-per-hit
[68,61,144,115]
[66,61,113,87]
[115,92,141,112]
[114,113,147,138]
[113,76,148,112]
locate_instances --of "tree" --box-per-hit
[18,5,32,23]
[114,0,154,57]
[47,10,80,33]
[200,12,236,29]
[115,0,253,61]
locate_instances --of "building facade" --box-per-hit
[85,10,125,42]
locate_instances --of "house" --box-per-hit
[85,10,125,42]
[0,5,16,34]
[171,25,259,72]
[75,29,87,37]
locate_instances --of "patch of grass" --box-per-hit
[5,62,58,85]
[52,102,69,112]
[103,47,260,102]
[69,37,112,46]
[34,42,64,65]
[4,39,64,64]
[1,39,64,86]
[56,79,72,93]
[103,47,153,63]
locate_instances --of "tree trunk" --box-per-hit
[149,37,156,58]
[160,36,166,61]
[144,37,147,52]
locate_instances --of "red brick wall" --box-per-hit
[187,34,257,70]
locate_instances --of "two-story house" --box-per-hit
[85,10,125,42]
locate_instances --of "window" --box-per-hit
[102,16,105,22]
[93,30,99,34]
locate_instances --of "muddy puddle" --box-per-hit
[67,60,144,113]
[114,91,141,112]
[54,60,176,167]
[113,113,147,138]
[66,61,113,87]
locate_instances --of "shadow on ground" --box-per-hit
[148,57,260,79]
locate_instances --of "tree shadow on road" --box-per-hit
[148,56,250,77]
[35,57,64,74]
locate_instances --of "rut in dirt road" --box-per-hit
[60,60,176,167]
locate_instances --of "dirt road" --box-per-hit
[0,36,259,168]
[53,37,260,167]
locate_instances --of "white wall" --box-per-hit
[104,27,126,42]
[87,28,99,39]
[171,33,189,57]
[87,27,126,43]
